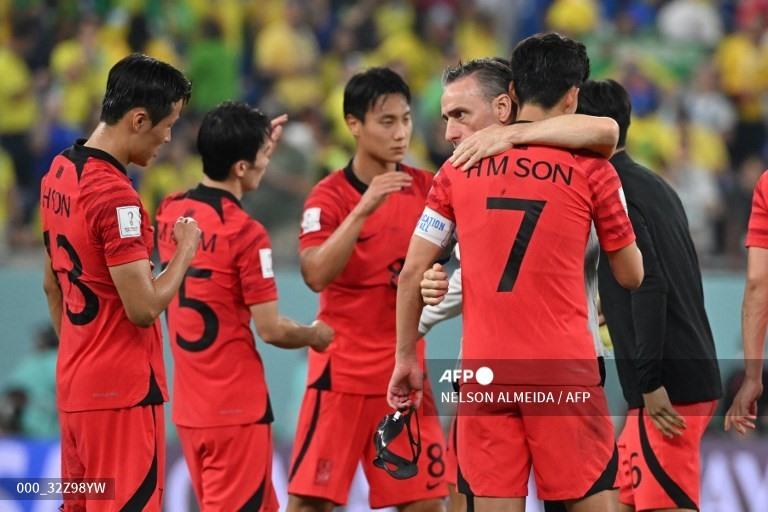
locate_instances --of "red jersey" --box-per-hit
[299,162,433,394]
[421,146,635,385]
[40,140,167,412]
[747,171,768,248]
[156,184,277,427]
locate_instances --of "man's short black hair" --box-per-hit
[510,32,590,109]
[442,57,514,100]
[343,67,411,122]
[197,101,271,181]
[577,79,632,148]
[100,53,192,126]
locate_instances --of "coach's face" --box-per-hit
[441,75,510,147]
[347,93,412,164]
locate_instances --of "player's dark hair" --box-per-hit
[577,79,632,148]
[343,67,411,122]
[442,58,514,101]
[510,32,589,109]
[197,101,272,181]
[100,53,192,126]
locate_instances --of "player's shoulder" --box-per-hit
[306,169,347,202]
[756,169,768,193]
[156,190,190,218]
[79,165,138,209]
[400,163,435,193]
[230,212,270,249]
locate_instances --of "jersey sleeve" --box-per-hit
[415,166,456,248]
[298,183,344,251]
[746,171,768,248]
[586,159,636,252]
[85,177,151,267]
[232,219,278,306]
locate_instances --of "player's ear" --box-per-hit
[345,113,362,138]
[564,86,579,112]
[495,94,514,124]
[508,81,519,105]
[129,108,151,133]
[233,160,248,179]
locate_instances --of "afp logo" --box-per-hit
[438,367,494,386]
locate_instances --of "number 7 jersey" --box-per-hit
[420,145,635,386]
[156,184,277,428]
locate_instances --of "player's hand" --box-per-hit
[421,263,449,305]
[642,386,687,438]
[266,114,288,158]
[172,217,201,251]
[310,320,334,352]
[450,123,519,171]
[724,376,762,435]
[354,171,413,217]
[387,357,423,410]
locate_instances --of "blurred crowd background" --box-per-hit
[2,0,768,442]
[1,0,768,264]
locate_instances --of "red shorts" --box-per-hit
[59,404,165,511]
[288,387,448,508]
[617,401,716,511]
[445,416,458,487]
[457,384,616,501]
[177,422,279,512]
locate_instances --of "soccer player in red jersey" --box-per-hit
[155,102,333,511]
[389,34,644,512]
[40,54,197,511]
[725,171,768,433]
[420,58,619,512]
[286,68,447,512]
[445,78,724,512]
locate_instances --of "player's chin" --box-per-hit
[135,154,155,167]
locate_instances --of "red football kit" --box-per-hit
[289,162,448,507]
[418,145,635,500]
[41,140,166,511]
[156,184,279,511]
[747,170,768,249]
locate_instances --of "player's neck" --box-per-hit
[351,152,397,184]
[516,105,562,123]
[201,176,242,199]
[84,124,131,167]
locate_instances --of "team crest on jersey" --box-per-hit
[301,207,322,234]
[116,206,141,238]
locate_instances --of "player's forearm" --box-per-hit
[741,277,768,380]
[397,264,425,361]
[517,114,618,158]
[301,209,367,292]
[261,316,318,349]
[148,242,197,320]
[42,258,62,337]
[43,287,63,338]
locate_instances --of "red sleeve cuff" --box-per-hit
[105,249,150,267]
